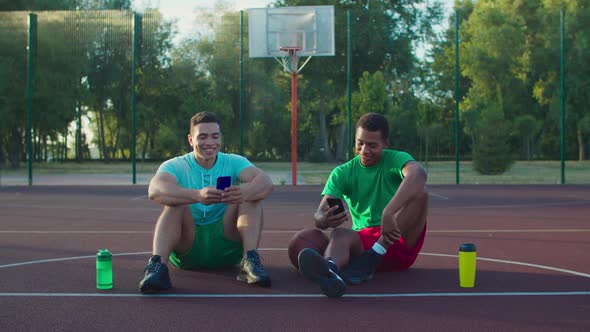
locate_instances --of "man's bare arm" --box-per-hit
[382,161,427,217]
[237,166,274,202]
[148,172,221,206]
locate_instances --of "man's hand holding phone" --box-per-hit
[216,176,244,204]
[315,197,348,229]
[216,176,231,190]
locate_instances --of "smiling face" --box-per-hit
[188,122,222,169]
[355,126,388,167]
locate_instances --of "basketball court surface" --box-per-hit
[1,184,589,331]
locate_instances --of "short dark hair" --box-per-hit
[356,113,389,140]
[190,112,221,135]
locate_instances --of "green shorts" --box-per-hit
[169,220,243,270]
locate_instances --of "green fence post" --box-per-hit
[455,10,460,185]
[27,13,37,186]
[240,10,244,156]
[560,7,566,184]
[132,12,142,184]
[347,10,353,159]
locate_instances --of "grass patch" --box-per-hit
[1,160,589,184]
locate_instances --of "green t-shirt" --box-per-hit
[322,149,415,231]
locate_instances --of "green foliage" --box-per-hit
[472,87,514,174]
[513,114,542,159]
[3,1,588,169]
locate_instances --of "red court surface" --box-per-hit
[1,184,589,331]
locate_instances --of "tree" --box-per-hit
[269,0,444,162]
[513,114,542,160]
[472,86,514,174]
[536,0,590,160]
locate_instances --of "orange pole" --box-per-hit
[291,51,298,186]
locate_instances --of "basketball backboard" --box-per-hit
[248,6,334,58]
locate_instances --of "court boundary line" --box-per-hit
[428,192,450,200]
[1,199,589,212]
[0,291,588,298]
[1,251,589,279]
[1,229,590,234]
[433,200,590,210]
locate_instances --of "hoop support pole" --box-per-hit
[291,51,298,186]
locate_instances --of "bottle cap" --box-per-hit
[459,243,476,252]
[96,249,112,261]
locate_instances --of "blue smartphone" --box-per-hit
[216,176,231,190]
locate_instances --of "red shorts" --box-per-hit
[357,224,426,272]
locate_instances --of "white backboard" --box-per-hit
[248,6,335,58]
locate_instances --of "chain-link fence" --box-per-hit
[1,3,588,185]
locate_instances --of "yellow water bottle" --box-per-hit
[96,249,113,290]
[459,243,476,288]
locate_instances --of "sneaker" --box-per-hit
[298,248,346,298]
[237,250,271,287]
[338,249,382,285]
[139,255,172,294]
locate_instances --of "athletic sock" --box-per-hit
[371,242,387,255]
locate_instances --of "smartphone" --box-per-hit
[326,197,345,215]
[216,176,231,190]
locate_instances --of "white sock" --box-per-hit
[371,242,387,255]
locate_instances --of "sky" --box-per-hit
[130,0,453,56]
[132,0,275,15]
[131,0,275,42]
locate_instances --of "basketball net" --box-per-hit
[274,46,313,74]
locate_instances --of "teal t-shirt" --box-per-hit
[157,152,253,225]
[322,149,415,231]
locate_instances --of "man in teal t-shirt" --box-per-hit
[297,113,428,298]
[138,112,274,293]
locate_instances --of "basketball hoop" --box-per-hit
[248,6,335,185]
[275,46,314,74]
[274,47,300,73]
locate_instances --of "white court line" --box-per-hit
[428,229,590,233]
[2,199,589,212]
[1,251,588,299]
[434,200,590,210]
[420,253,590,278]
[428,192,450,200]
[0,203,161,212]
[0,231,153,234]
[2,250,589,279]
[2,229,590,234]
[0,291,588,298]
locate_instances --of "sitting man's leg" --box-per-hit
[223,201,271,287]
[297,228,360,298]
[324,228,365,269]
[139,205,194,293]
[380,189,429,251]
[341,190,429,284]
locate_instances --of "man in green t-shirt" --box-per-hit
[138,112,274,293]
[298,112,428,297]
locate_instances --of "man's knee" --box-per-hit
[160,205,189,221]
[417,189,429,204]
[394,189,428,218]
[238,200,263,216]
[330,228,359,245]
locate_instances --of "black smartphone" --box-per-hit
[326,197,345,215]
[216,176,231,190]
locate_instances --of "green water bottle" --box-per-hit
[96,249,113,290]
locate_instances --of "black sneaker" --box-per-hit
[298,248,346,298]
[237,250,271,287]
[338,249,382,285]
[139,255,172,294]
